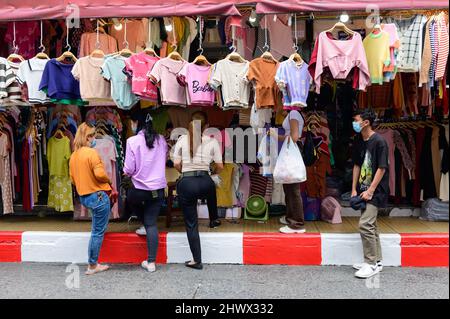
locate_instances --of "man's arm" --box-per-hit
[361,168,386,201]
[352,165,361,197]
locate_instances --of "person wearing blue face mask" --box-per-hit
[350,109,390,279]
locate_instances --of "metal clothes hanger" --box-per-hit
[167,19,183,61]
[193,17,211,66]
[143,18,158,57]
[120,19,134,57]
[90,19,105,58]
[260,15,276,62]
[226,25,245,63]
[7,22,25,62]
[35,21,50,60]
[56,22,77,63]
[289,14,303,65]
[111,19,134,58]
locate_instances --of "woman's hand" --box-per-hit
[109,188,119,204]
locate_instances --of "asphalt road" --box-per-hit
[0,263,448,299]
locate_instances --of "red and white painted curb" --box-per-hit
[0,231,448,267]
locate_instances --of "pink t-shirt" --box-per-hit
[149,57,187,106]
[178,63,215,107]
[124,52,159,100]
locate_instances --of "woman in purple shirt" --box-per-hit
[124,111,168,273]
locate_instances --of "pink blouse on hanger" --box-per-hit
[314,31,370,93]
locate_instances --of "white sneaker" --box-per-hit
[279,226,306,234]
[136,226,146,236]
[354,263,381,279]
[279,216,288,225]
[141,261,156,272]
[353,262,383,271]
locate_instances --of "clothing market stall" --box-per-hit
[0,0,448,228]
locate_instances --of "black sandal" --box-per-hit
[185,261,203,270]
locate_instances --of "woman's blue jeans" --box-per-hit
[80,191,111,265]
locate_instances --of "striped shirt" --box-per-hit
[0,58,15,99]
[429,21,438,88]
[5,62,22,103]
[436,14,449,81]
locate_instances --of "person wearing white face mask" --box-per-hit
[350,109,390,279]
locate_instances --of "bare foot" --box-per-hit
[86,264,110,275]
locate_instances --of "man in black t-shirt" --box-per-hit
[351,109,390,279]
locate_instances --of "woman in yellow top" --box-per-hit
[69,123,117,275]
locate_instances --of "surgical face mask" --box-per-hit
[131,122,138,134]
[90,139,97,148]
[352,121,362,133]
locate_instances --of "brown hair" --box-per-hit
[188,112,208,158]
[73,122,95,151]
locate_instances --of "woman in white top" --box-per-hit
[271,109,306,234]
[172,111,224,270]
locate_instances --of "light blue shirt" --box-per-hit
[101,55,139,110]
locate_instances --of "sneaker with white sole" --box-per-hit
[354,263,381,279]
[279,216,288,225]
[279,226,306,234]
[136,226,146,236]
[353,262,383,271]
[141,261,156,272]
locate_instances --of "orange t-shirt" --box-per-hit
[247,57,282,109]
[69,147,112,196]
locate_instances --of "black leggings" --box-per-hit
[176,175,218,263]
[127,188,164,263]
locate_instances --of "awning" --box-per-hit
[256,0,449,14]
[0,0,242,21]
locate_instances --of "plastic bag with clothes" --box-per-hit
[273,136,307,184]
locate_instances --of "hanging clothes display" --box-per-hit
[72,56,114,104]
[101,55,139,110]
[178,62,215,107]
[0,131,13,214]
[363,30,392,85]
[149,57,187,106]
[275,59,312,109]
[16,57,51,104]
[209,58,251,110]
[124,51,159,101]
[39,59,85,106]
[384,14,428,73]
[46,134,73,212]
[246,57,282,109]
[0,8,448,223]
[312,30,370,93]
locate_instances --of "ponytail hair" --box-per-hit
[137,112,159,149]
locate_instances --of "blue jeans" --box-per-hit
[80,191,111,265]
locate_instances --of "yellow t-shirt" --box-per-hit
[47,136,71,176]
[363,31,391,85]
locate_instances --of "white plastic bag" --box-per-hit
[257,135,278,177]
[273,136,307,184]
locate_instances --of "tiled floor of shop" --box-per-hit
[0,215,448,233]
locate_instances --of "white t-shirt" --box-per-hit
[282,110,304,137]
[172,135,222,173]
[16,57,51,104]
